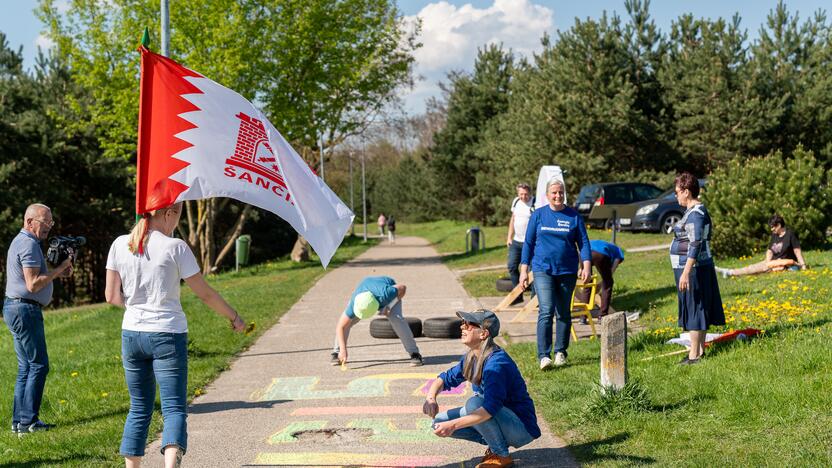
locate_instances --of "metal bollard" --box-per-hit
[465,226,486,254]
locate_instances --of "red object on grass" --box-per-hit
[705,328,761,347]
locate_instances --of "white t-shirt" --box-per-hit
[106,231,201,333]
[511,197,534,242]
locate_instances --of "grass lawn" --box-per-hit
[501,248,832,466]
[0,236,376,467]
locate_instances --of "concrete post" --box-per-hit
[600,311,627,391]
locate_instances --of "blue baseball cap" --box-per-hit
[456,309,500,337]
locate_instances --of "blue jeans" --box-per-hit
[120,331,188,457]
[507,242,534,300]
[433,395,533,457]
[3,298,50,427]
[533,272,577,359]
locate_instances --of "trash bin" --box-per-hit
[235,234,251,271]
[466,226,485,254]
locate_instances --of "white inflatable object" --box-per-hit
[535,165,566,209]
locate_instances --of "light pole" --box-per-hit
[319,133,325,182]
[361,147,367,242]
[161,0,170,56]
[349,152,355,236]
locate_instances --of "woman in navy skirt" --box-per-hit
[670,172,725,365]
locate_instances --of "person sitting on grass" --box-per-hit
[715,215,808,278]
[423,310,540,468]
[332,276,422,367]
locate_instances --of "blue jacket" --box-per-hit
[590,240,625,262]
[439,348,541,439]
[521,206,591,275]
[344,276,398,319]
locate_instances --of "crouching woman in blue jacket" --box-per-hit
[423,310,540,468]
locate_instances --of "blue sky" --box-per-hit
[2,1,829,114]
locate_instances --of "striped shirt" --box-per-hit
[669,204,714,269]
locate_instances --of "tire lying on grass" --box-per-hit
[423,317,463,339]
[495,277,514,292]
[369,316,423,339]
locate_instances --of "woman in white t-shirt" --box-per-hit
[105,203,245,468]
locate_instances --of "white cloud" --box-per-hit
[34,34,55,52]
[402,0,553,113]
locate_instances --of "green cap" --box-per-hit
[353,291,380,319]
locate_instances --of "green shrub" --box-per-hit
[706,147,832,257]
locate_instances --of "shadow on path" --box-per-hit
[189,399,290,414]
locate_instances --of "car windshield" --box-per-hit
[578,185,601,200]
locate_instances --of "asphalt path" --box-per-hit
[145,236,577,467]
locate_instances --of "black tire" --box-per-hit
[604,218,619,231]
[495,277,514,292]
[423,317,463,339]
[660,212,682,234]
[369,316,422,339]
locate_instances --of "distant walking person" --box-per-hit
[332,276,422,366]
[106,202,246,468]
[715,214,807,278]
[423,310,540,468]
[506,183,534,304]
[387,216,397,244]
[519,179,591,370]
[377,213,387,237]
[670,173,724,365]
[4,204,72,436]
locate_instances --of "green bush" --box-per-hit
[706,147,832,257]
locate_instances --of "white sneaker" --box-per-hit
[539,357,552,370]
[554,352,567,366]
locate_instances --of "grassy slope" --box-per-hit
[406,220,832,466]
[0,237,376,467]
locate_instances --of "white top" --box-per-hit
[106,231,201,333]
[511,198,534,242]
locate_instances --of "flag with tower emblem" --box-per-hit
[136,46,353,267]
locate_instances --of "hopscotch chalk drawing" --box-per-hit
[252,373,467,401]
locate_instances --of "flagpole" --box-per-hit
[319,134,325,182]
[349,151,355,236]
[161,0,170,57]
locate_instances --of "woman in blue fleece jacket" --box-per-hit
[519,179,591,369]
[423,310,540,467]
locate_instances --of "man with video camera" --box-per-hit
[3,203,72,435]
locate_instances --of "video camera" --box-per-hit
[46,236,86,266]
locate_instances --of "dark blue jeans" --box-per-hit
[120,330,188,457]
[507,242,534,299]
[3,298,50,427]
[533,272,577,359]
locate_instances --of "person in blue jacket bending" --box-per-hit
[332,276,423,367]
[423,310,540,468]
[518,179,591,370]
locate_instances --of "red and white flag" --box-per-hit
[136,47,353,267]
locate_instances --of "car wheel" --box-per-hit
[604,218,619,231]
[369,317,423,339]
[660,213,682,234]
[423,317,463,339]
[495,277,514,292]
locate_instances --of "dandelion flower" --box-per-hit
[71,371,79,377]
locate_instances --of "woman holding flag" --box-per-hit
[105,203,246,468]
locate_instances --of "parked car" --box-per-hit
[621,179,707,234]
[575,182,664,229]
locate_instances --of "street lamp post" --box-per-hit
[362,148,367,242]
[349,152,355,236]
[161,0,170,56]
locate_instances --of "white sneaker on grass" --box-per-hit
[539,357,552,370]
[554,352,567,366]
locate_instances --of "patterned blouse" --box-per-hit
[669,203,714,270]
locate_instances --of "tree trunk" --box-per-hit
[291,235,310,262]
[213,205,252,268]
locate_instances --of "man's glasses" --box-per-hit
[33,218,54,227]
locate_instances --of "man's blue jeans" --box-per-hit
[533,272,577,359]
[120,330,188,457]
[433,395,533,457]
[3,298,50,427]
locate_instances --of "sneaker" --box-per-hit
[477,448,514,468]
[409,353,423,367]
[554,352,567,366]
[679,357,701,366]
[539,357,552,370]
[21,420,54,433]
[11,422,18,434]
[330,352,340,366]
